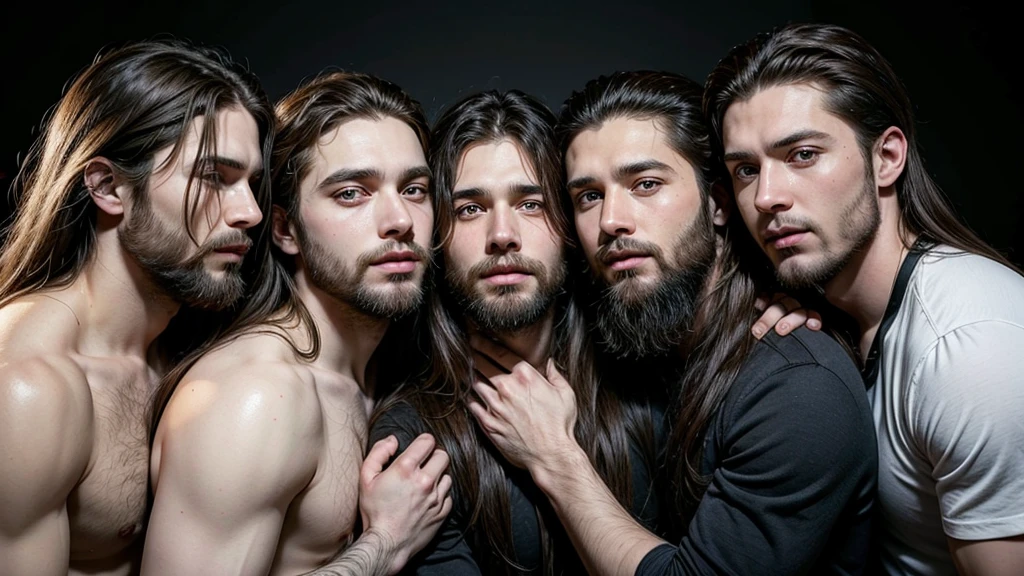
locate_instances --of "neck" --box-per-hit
[823,199,915,361]
[57,228,180,358]
[473,307,557,369]
[291,271,390,396]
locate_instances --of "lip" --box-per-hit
[212,244,250,260]
[370,250,422,274]
[480,264,533,286]
[763,227,808,250]
[601,250,650,272]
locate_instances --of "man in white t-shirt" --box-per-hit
[706,22,1024,576]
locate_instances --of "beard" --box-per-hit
[773,174,880,290]
[593,205,716,359]
[446,251,567,335]
[119,194,249,311]
[299,227,431,320]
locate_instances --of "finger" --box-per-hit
[775,307,808,336]
[436,473,453,499]
[772,295,802,313]
[393,433,437,470]
[468,399,504,436]
[420,448,450,479]
[754,293,770,312]
[438,494,454,520]
[473,380,504,410]
[360,435,398,484]
[751,303,784,340]
[469,334,527,373]
[807,310,823,331]
[544,358,570,388]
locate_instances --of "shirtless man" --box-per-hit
[143,72,452,576]
[0,39,274,575]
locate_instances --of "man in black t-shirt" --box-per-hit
[470,71,877,575]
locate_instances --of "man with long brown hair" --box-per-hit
[706,23,1024,575]
[143,71,451,576]
[468,71,877,575]
[0,39,273,575]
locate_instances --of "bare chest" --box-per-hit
[69,362,154,563]
[272,388,370,573]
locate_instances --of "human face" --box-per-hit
[294,117,433,319]
[565,117,715,357]
[722,83,879,289]
[445,140,565,334]
[120,104,264,309]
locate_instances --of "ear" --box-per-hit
[709,181,732,227]
[271,205,301,255]
[874,127,908,188]
[84,157,125,216]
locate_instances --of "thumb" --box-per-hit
[545,358,570,388]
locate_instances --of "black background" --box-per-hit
[2,0,1017,266]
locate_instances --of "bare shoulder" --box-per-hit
[0,293,81,356]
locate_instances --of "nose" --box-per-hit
[222,182,264,230]
[598,188,635,238]
[486,204,520,254]
[377,189,415,241]
[753,162,794,214]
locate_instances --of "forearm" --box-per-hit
[303,528,400,576]
[531,444,666,576]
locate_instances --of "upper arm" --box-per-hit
[0,360,92,575]
[670,364,876,575]
[143,365,320,576]
[912,322,1024,543]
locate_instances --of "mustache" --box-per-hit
[465,252,547,281]
[595,237,666,267]
[181,230,253,267]
[357,240,432,270]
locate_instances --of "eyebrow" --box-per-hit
[400,165,432,183]
[566,159,675,192]
[316,168,385,190]
[723,129,833,163]
[451,182,542,203]
[197,155,253,172]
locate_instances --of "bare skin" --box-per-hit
[0,106,265,576]
[144,115,451,576]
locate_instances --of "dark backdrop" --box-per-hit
[3,0,1018,265]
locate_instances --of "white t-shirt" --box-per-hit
[869,244,1024,575]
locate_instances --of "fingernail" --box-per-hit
[778,322,789,333]
[752,325,764,338]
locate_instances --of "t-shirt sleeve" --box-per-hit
[911,320,1024,541]
[636,363,876,575]
[369,402,483,576]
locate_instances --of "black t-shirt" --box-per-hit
[370,399,664,574]
[638,327,877,575]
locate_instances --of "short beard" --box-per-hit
[299,227,430,320]
[594,208,716,359]
[446,251,566,335]
[119,193,249,311]
[774,172,880,289]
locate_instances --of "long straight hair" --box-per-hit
[558,71,771,520]
[373,90,658,574]
[1,38,275,308]
[704,22,1020,273]
[154,71,431,430]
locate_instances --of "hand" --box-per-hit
[359,433,453,574]
[752,292,823,339]
[468,335,579,476]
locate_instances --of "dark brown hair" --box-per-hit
[374,90,658,574]
[558,71,769,518]
[704,22,1019,272]
[154,71,430,429]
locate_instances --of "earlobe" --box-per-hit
[710,182,732,227]
[875,127,908,188]
[272,205,301,255]
[84,158,124,216]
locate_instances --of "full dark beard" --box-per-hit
[446,252,566,334]
[300,228,430,320]
[774,175,880,290]
[594,211,716,359]
[119,194,248,311]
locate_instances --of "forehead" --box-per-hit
[454,140,539,190]
[565,117,682,175]
[722,83,845,147]
[306,116,426,182]
[156,104,261,174]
